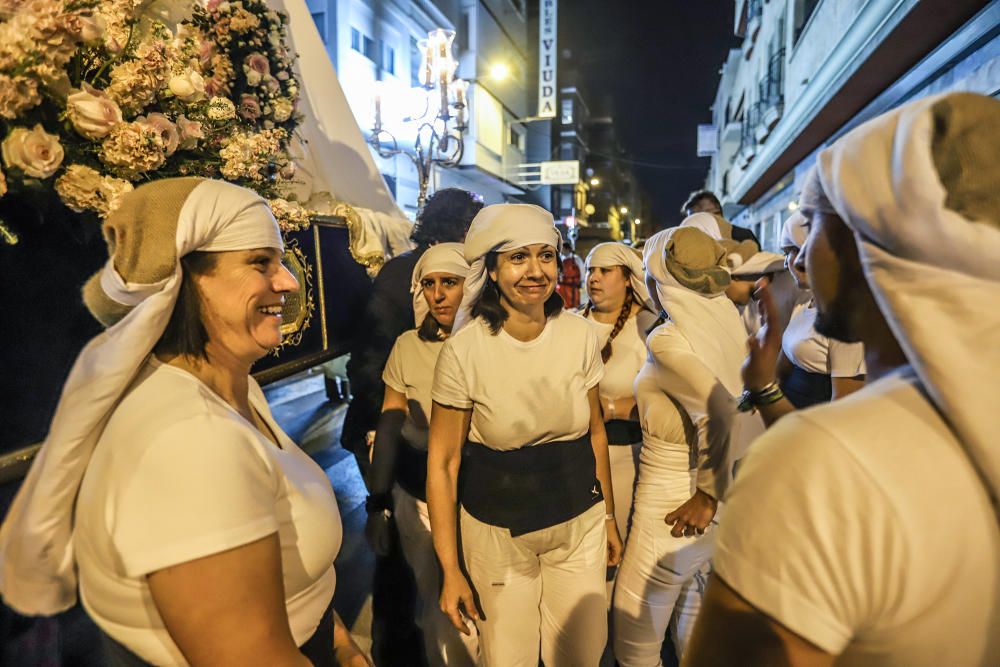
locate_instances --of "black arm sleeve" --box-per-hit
[368,409,407,497]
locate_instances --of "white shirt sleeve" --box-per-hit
[583,325,604,390]
[382,336,407,394]
[648,329,734,499]
[112,416,280,578]
[431,339,473,409]
[828,339,866,377]
[713,412,905,655]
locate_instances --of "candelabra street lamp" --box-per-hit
[368,28,469,211]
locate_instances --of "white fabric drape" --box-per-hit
[0,182,282,615]
[813,92,1000,516]
[269,0,403,218]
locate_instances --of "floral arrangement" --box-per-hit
[0,0,314,244]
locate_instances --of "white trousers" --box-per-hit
[460,502,608,667]
[393,487,479,667]
[611,516,713,666]
[607,443,641,602]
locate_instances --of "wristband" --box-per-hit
[737,381,785,412]
[605,513,616,522]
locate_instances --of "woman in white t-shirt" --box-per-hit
[581,243,659,545]
[741,211,865,427]
[364,243,478,667]
[0,179,367,667]
[612,225,754,665]
[427,204,623,667]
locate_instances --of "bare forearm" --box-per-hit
[427,459,462,574]
[757,396,796,428]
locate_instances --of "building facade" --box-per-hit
[703,0,1000,249]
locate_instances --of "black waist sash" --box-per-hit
[604,419,643,446]
[459,434,603,537]
[396,438,428,502]
[781,364,833,409]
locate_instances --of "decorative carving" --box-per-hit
[270,237,315,355]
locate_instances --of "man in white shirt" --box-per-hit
[684,93,1000,666]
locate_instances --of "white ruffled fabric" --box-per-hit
[680,212,724,240]
[780,210,808,249]
[812,92,1000,516]
[453,203,561,332]
[584,242,654,310]
[730,250,785,276]
[0,181,283,615]
[410,242,471,327]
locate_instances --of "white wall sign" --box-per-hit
[541,159,578,185]
[697,124,718,156]
[538,0,558,118]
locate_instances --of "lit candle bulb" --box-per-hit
[373,84,382,130]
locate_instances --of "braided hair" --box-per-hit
[583,273,636,363]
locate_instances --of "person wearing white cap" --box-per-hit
[364,243,478,667]
[427,204,623,667]
[685,92,1000,666]
[0,178,368,666]
[611,225,752,665]
[581,242,660,547]
[722,240,792,336]
[739,209,866,427]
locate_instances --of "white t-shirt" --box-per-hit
[584,308,659,402]
[782,302,866,377]
[715,367,1000,665]
[432,312,603,450]
[382,329,442,451]
[631,363,698,519]
[74,359,343,666]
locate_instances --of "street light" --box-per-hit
[620,206,629,214]
[634,218,641,226]
[369,28,468,210]
[590,177,600,187]
[489,62,511,81]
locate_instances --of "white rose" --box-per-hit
[272,97,293,123]
[2,124,65,179]
[207,96,236,120]
[168,69,206,103]
[66,83,122,140]
[99,176,134,217]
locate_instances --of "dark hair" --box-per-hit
[410,188,484,247]
[471,251,563,334]
[681,190,722,217]
[154,251,217,360]
[417,313,446,342]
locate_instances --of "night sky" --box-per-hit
[561,1,739,231]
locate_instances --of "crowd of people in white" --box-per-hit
[0,92,996,667]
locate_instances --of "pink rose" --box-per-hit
[238,94,261,121]
[2,124,64,179]
[136,113,179,156]
[176,114,204,150]
[244,53,270,86]
[199,40,216,69]
[66,83,122,140]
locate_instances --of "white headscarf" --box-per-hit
[780,209,808,249]
[411,242,471,327]
[584,242,653,310]
[0,180,282,615]
[680,211,725,240]
[453,203,561,332]
[643,227,747,396]
[808,91,1000,516]
[730,250,785,276]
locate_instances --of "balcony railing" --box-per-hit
[739,101,762,156]
[759,48,786,110]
